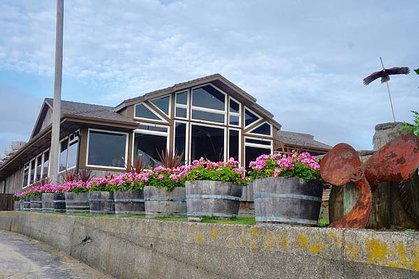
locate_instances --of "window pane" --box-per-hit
[134,133,167,168]
[250,123,271,135]
[191,125,224,162]
[176,91,187,105]
[23,164,29,187]
[88,131,127,168]
[59,140,68,172]
[192,110,224,123]
[30,160,35,184]
[245,146,271,167]
[229,115,240,126]
[230,99,240,113]
[135,103,161,120]
[229,130,239,160]
[176,107,187,118]
[36,155,42,182]
[245,109,260,126]
[67,140,79,169]
[151,96,170,115]
[245,138,271,145]
[175,123,186,162]
[43,151,49,178]
[192,85,225,110]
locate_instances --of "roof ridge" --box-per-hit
[45,98,113,109]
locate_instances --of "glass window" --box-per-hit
[175,122,186,162]
[176,107,187,118]
[244,108,260,127]
[67,140,79,169]
[229,115,240,126]
[230,99,240,113]
[23,163,29,187]
[42,151,49,178]
[176,91,188,105]
[135,103,162,120]
[29,160,35,184]
[191,125,224,162]
[250,123,271,136]
[245,146,272,167]
[35,155,42,181]
[151,96,170,115]
[245,138,271,145]
[59,139,68,172]
[88,131,127,168]
[192,85,225,111]
[134,133,167,168]
[138,125,168,133]
[229,130,239,160]
[192,110,224,123]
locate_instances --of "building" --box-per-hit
[0,74,331,194]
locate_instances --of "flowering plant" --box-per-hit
[14,183,63,200]
[61,180,88,193]
[185,158,247,185]
[111,172,150,192]
[146,166,187,192]
[248,152,321,182]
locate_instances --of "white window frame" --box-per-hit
[228,96,241,127]
[189,122,227,162]
[175,90,190,120]
[42,149,50,179]
[190,83,227,125]
[22,163,30,189]
[244,136,273,166]
[244,106,262,128]
[134,102,167,123]
[86,128,129,170]
[173,120,189,164]
[132,124,170,165]
[247,121,273,137]
[150,94,172,117]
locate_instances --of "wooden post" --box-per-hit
[49,0,64,183]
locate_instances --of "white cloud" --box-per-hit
[0,0,418,151]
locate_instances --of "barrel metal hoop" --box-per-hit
[53,200,66,203]
[146,197,186,202]
[66,200,89,203]
[90,210,115,214]
[89,199,115,202]
[187,212,238,218]
[254,192,322,202]
[115,211,145,215]
[186,194,241,201]
[66,210,90,213]
[114,199,145,202]
[256,216,318,225]
[66,205,90,208]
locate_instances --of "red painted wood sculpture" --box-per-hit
[320,135,419,228]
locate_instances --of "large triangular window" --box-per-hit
[249,122,272,136]
[150,96,170,116]
[134,103,164,121]
[244,108,261,127]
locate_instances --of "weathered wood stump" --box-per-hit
[89,191,115,214]
[114,190,145,215]
[144,186,186,218]
[65,192,90,214]
[186,181,243,220]
[254,177,323,226]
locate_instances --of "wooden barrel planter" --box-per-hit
[186,180,243,219]
[53,193,66,213]
[89,191,115,214]
[14,200,21,211]
[144,186,186,218]
[29,195,42,212]
[114,190,145,215]
[254,177,323,226]
[65,192,90,214]
[23,197,31,211]
[42,193,55,212]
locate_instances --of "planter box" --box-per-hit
[65,192,90,214]
[114,190,145,215]
[89,191,115,214]
[144,186,186,218]
[254,177,323,226]
[42,193,54,212]
[14,200,21,211]
[53,193,66,213]
[29,195,42,212]
[186,180,243,220]
[22,197,30,211]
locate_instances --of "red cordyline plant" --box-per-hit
[248,151,321,182]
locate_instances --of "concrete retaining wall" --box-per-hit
[0,212,417,278]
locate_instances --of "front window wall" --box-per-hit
[190,124,225,162]
[133,131,167,168]
[87,130,127,168]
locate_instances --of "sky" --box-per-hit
[0,0,418,154]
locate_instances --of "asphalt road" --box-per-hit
[0,230,110,279]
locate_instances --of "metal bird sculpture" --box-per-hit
[363,57,410,122]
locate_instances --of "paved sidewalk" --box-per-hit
[0,230,110,279]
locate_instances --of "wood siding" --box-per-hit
[4,167,24,194]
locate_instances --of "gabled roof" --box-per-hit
[114,73,281,129]
[277,130,332,152]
